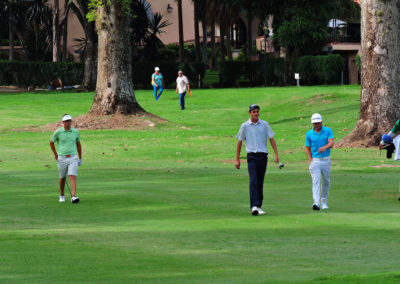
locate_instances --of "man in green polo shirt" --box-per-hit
[50,114,82,203]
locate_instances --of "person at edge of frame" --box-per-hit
[379,119,400,201]
[235,104,280,216]
[49,114,82,204]
[305,113,334,211]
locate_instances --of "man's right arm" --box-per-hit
[50,141,58,161]
[305,146,312,163]
[235,140,243,169]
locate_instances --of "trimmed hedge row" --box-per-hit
[219,58,285,87]
[295,54,344,85]
[132,61,206,89]
[219,54,344,87]
[0,60,83,87]
[0,60,205,89]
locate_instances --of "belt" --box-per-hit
[312,157,330,161]
[248,152,268,156]
[59,155,73,158]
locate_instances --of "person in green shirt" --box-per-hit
[50,114,82,203]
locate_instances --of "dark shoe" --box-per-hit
[71,196,80,204]
[312,204,320,210]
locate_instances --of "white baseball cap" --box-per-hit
[62,114,73,121]
[311,113,322,123]
[154,67,160,71]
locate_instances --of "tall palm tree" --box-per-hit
[191,0,201,62]
[27,0,49,60]
[69,0,97,90]
[52,0,60,61]
[0,0,25,60]
[176,0,184,62]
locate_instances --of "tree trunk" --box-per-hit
[194,1,200,62]
[219,21,225,63]
[82,37,97,91]
[226,25,233,61]
[210,15,216,69]
[62,0,69,61]
[90,1,143,115]
[9,20,14,61]
[247,15,253,59]
[53,0,61,62]
[338,0,400,146]
[202,21,208,67]
[177,0,184,62]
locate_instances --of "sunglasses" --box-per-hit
[63,120,72,122]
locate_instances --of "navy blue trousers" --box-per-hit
[247,153,268,208]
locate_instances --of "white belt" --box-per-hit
[312,157,330,161]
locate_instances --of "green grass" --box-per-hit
[1,85,400,283]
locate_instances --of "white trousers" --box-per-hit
[309,158,331,206]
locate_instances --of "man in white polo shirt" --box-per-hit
[305,113,334,210]
[176,70,190,110]
[50,114,82,204]
[235,104,280,216]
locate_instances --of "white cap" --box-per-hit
[311,113,322,123]
[154,67,160,71]
[62,114,73,121]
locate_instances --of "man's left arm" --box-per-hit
[269,137,279,163]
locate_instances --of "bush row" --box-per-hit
[0,60,83,87]
[219,54,344,87]
[0,60,205,89]
[219,58,285,87]
[294,54,344,85]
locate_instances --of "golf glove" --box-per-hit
[78,159,82,166]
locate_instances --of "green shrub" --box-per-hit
[295,54,344,85]
[219,58,284,87]
[0,60,83,87]
[356,54,361,73]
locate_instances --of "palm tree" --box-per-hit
[0,0,25,60]
[52,0,60,61]
[69,0,97,90]
[26,0,49,60]
[192,0,201,62]
[176,0,184,62]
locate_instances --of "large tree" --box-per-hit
[339,0,400,146]
[88,0,143,115]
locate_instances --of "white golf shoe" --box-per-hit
[258,208,266,215]
[71,196,80,204]
[321,204,329,210]
[59,195,65,203]
[251,206,259,216]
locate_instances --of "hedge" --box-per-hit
[0,60,83,87]
[219,58,285,87]
[295,54,344,85]
[132,61,206,89]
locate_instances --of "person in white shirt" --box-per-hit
[176,70,190,110]
[235,104,280,216]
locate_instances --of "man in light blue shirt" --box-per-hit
[305,113,334,210]
[236,104,280,216]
